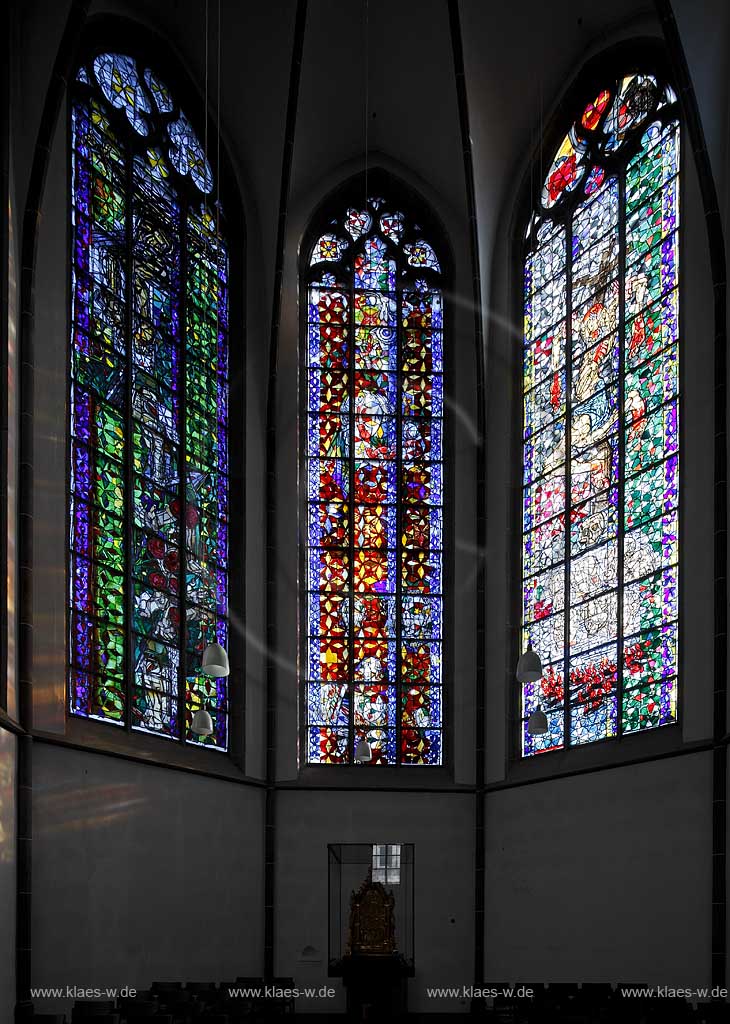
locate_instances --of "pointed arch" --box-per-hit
[67,29,244,751]
[519,60,681,755]
[301,173,449,766]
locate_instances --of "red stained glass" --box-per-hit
[316,593,348,636]
[312,503,348,547]
[318,637,348,680]
[354,637,389,668]
[402,375,432,414]
[317,291,348,324]
[318,461,347,502]
[402,507,431,548]
[305,196,444,764]
[354,550,390,592]
[402,330,433,372]
[317,549,349,591]
[354,504,388,548]
[354,463,390,503]
[581,89,611,131]
[402,550,436,593]
[315,325,348,367]
[401,728,434,763]
[356,596,391,638]
[402,643,432,684]
[315,728,348,764]
[552,157,579,204]
[403,466,432,503]
[315,370,348,412]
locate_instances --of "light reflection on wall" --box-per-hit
[6,180,18,719]
[35,782,146,835]
[0,730,15,864]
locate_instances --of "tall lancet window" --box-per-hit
[69,53,230,747]
[521,73,680,755]
[303,191,445,765]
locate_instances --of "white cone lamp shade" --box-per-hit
[191,708,214,736]
[201,642,230,678]
[527,708,548,735]
[516,644,543,683]
[354,738,373,763]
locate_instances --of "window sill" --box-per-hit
[293,763,468,791]
[32,715,264,787]
[0,708,25,737]
[500,721,695,788]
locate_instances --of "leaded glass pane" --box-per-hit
[70,54,230,749]
[521,73,679,754]
[305,200,444,765]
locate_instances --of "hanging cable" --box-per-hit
[364,0,369,206]
[204,0,209,184]
[216,0,221,345]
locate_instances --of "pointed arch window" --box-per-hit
[68,53,230,747]
[303,191,445,765]
[521,72,680,754]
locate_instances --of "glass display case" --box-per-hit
[328,843,415,973]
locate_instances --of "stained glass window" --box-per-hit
[304,193,444,765]
[521,73,679,755]
[69,52,230,748]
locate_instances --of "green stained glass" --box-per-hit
[521,75,679,757]
[70,54,230,748]
[187,306,218,362]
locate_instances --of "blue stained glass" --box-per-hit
[602,75,658,152]
[70,53,229,747]
[403,240,440,271]
[523,565,565,624]
[308,727,349,763]
[402,596,442,640]
[308,502,348,548]
[355,327,397,370]
[380,212,404,242]
[346,208,372,239]
[355,238,395,290]
[355,685,397,729]
[93,53,150,135]
[144,69,174,113]
[523,519,566,579]
[518,72,675,753]
[523,708,565,756]
[310,234,349,265]
[308,682,349,727]
[168,113,213,193]
[305,195,444,764]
